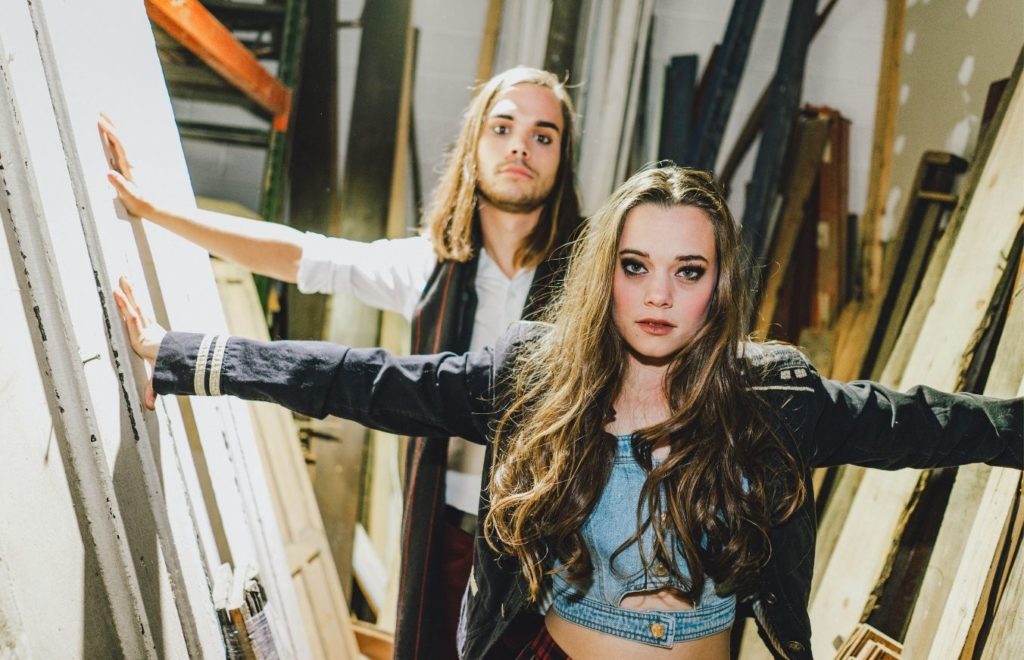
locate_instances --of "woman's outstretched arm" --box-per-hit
[114,277,494,442]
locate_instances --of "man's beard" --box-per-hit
[477,179,552,214]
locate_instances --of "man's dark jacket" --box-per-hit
[153,324,1023,659]
[398,251,565,658]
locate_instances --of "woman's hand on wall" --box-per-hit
[113,276,165,410]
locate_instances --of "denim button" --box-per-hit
[650,622,666,639]
[764,592,777,605]
[652,562,669,577]
[786,640,805,653]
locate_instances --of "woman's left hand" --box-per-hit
[113,276,165,409]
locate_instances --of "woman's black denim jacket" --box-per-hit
[153,322,1023,659]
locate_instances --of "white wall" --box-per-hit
[884,0,1023,239]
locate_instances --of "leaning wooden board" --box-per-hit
[212,254,362,659]
[0,0,308,656]
[808,58,1024,657]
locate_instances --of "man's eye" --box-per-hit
[492,125,509,135]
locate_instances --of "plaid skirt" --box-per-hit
[515,624,571,660]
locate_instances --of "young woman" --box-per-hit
[116,166,1022,659]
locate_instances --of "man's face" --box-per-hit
[475,84,563,214]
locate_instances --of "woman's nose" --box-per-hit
[644,278,672,307]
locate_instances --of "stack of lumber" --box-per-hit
[808,54,1024,658]
[738,45,1023,660]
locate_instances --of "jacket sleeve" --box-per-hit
[807,375,1023,470]
[153,331,494,443]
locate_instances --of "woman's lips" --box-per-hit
[637,320,675,335]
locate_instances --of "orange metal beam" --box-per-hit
[146,0,291,130]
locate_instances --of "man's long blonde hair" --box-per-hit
[422,67,580,268]
[485,166,805,603]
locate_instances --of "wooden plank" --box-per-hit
[916,469,1022,658]
[978,507,1024,659]
[740,0,818,264]
[211,255,361,659]
[811,465,865,599]
[543,0,582,82]
[899,251,1024,657]
[685,0,764,172]
[657,55,698,165]
[351,620,395,660]
[145,0,291,125]
[718,0,842,191]
[862,468,956,638]
[477,0,505,82]
[864,152,967,380]
[753,114,829,339]
[29,0,311,653]
[809,56,1024,657]
[957,224,1024,392]
[880,49,1023,388]
[831,151,967,383]
[575,0,652,213]
[809,108,850,329]
[0,12,176,658]
[282,0,333,338]
[862,0,906,297]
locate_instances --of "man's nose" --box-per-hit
[508,132,529,159]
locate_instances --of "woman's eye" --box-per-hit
[678,266,706,281]
[622,259,646,276]
[535,134,553,145]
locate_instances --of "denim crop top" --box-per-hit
[546,435,736,648]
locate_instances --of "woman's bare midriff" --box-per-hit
[543,588,731,660]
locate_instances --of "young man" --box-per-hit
[102,66,582,659]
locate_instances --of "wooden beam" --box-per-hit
[685,0,764,172]
[282,0,335,340]
[145,0,291,128]
[753,114,829,339]
[657,55,698,164]
[718,0,842,191]
[543,0,583,82]
[476,0,504,83]
[210,255,361,658]
[809,55,1024,657]
[740,0,818,264]
[862,0,906,298]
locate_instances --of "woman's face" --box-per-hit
[611,203,718,366]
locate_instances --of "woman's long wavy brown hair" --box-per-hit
[485,166,805,603]
[423,67,581,268]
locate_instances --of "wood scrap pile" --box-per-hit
[747,50,1024,658]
